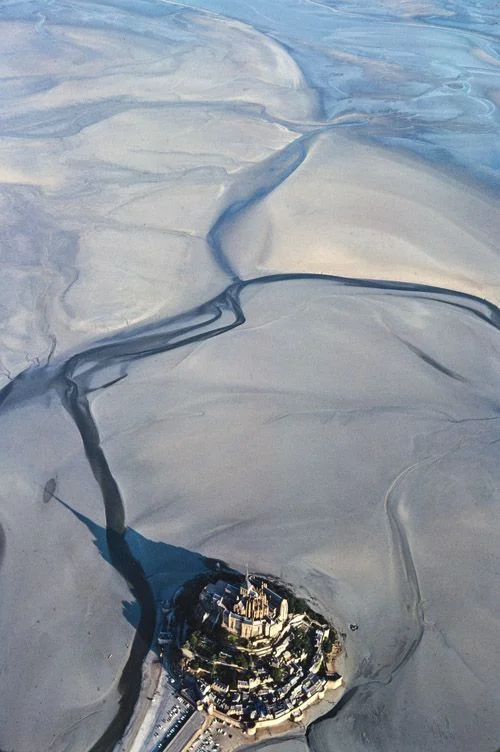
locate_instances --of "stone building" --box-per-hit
[198,576,289,641]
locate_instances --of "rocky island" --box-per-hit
[123,571,345,752]
[181,573,342,731]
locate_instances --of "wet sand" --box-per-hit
[0,2,499,752]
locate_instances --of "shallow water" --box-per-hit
[0,1,499,751]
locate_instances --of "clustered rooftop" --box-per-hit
[175,574,342,733]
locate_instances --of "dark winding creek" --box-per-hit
[2,270,500,750]
[0,1,499,751]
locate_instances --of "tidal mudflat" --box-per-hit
[0,1,499,752]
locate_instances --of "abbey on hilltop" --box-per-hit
[198,576,288,641]
[172,573,343,733]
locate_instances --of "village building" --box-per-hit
[177,573,343,733]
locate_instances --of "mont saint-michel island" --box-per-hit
[121,572,345,752]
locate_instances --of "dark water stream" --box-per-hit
[0,1,499,750]
[2,270,499,750]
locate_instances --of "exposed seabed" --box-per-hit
[0,2,499,752]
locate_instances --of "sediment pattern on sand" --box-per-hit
[0,2,499,751]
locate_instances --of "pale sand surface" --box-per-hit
[89,279,500,752]
[0,13,308,385]
[118,656,163,752]
[0,393,136,751]
[2,5,500,390]
[224,130,500,302]
[0,2,499,751]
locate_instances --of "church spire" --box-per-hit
[245,562,253,591]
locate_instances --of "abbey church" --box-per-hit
[198,576,289,641]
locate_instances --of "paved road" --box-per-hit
[153,710,205,752]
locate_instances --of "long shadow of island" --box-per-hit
[55,496,234,752]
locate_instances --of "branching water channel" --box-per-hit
[1,271,500,751]
[0,1,499,750]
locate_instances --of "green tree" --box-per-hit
[270,667,284,684]
[323,637,334,654]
